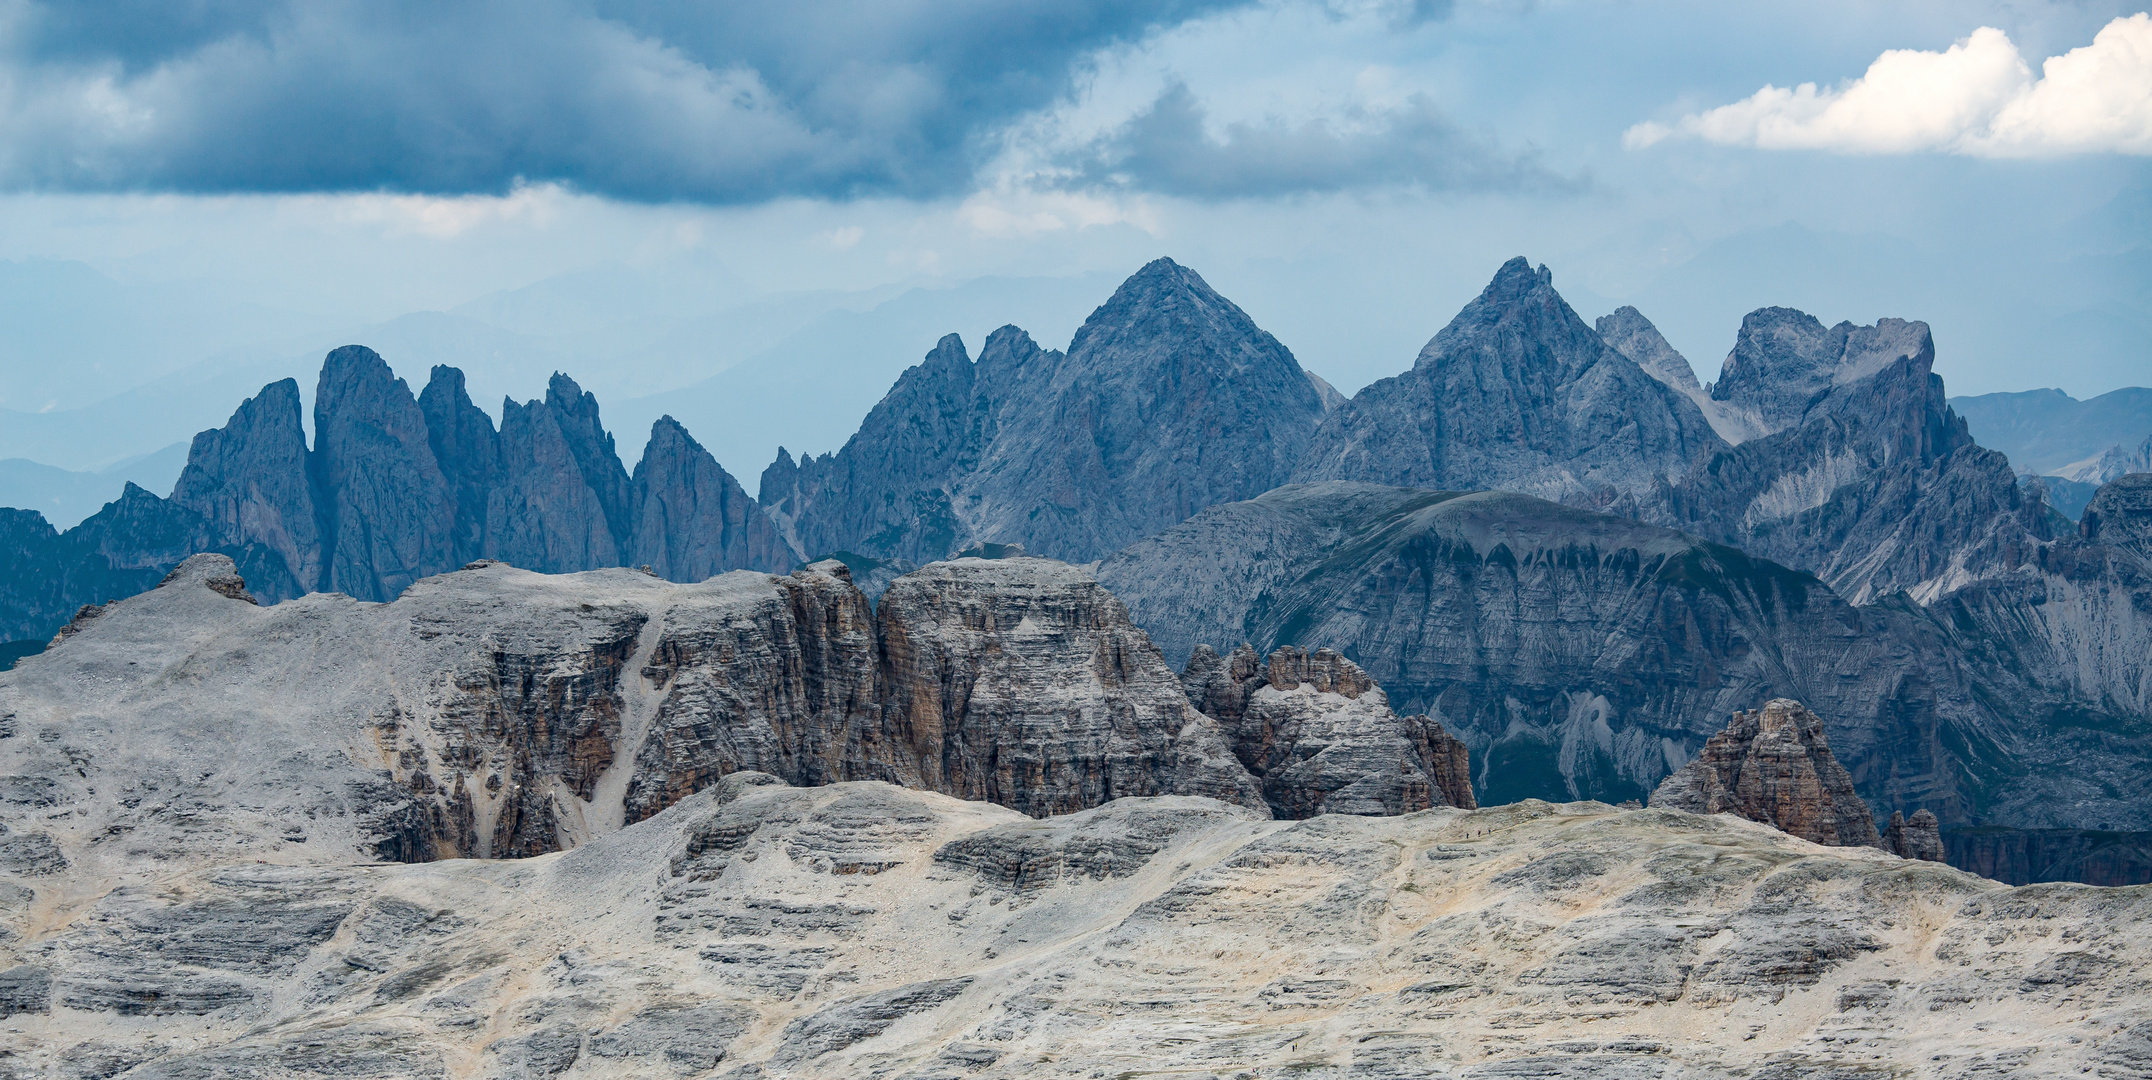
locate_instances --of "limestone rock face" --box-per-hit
[763,259,1328,564]
[1098,481,2150,835]
[169,377,321,599]
[1293,259,1726,505]
[1182,644,1474,817]
[619,560,883,827]
[0,550,1307,886]
[1649,699,1882,849]
[1643,312,2056,605]
[1,777,2144,1078]
[874,558,1266,817]
[2082,472,2152,560]
[627,417,796,583]
[312,345,458,600]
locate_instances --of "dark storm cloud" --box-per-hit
[1067,82,1581,199]
[0,0,1249,202]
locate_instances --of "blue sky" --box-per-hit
[0,0,2145,490]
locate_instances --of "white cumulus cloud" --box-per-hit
[1627,13,2152,157]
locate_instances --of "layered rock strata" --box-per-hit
[0,776,2145,1078]
[1182,644,1474,817]
[0,551,1310,891]
[1098,481,2152,839]
[1649,698,1883,849]
[873,559,1263,816]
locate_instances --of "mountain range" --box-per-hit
[2,254,2148,883]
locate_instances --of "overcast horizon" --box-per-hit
[0,0,2147,502]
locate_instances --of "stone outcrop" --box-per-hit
[1649,699,1881,848]
[874,558,1264,816]
[1182,644,1473,817]
[2081,472,2152,559]
[1882,809,1944,862]
[1596,305,1759,444]
[762,258,1330,564]
[2,775,2145,1077]
[1293,259,1726,506]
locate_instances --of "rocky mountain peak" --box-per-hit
[169,377,319,600]
[627,415,797,579]
[2081,473,2152,559]
[1294,259,1725,506]
[312,344,454,598]
[1596,305,1700,392]
[1710,308,1935,438]
[769,258,1329,567]
[1650,698,1883,849]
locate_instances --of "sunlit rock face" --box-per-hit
[1649,697,1883,849]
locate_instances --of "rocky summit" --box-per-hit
[0,352,794,644]
[1,773,2147,1078]
[1650,698,1885,850]
[761,258,1332,566]
[1293,259,1725,505]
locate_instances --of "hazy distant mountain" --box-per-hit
[760,259,1332,564]
[1292,260,1726,504]
[0,443,187,529]
[1952,386,2152,475]
[609,273,1118,479]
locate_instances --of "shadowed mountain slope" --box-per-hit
[1097,481,2151,831]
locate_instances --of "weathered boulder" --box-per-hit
[1182,644,1473,817]
[1650,698,1882,848]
